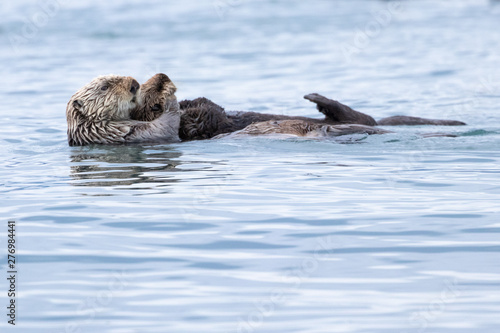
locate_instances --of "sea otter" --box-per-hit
[131,73,465,140]
[176,97,386,140]
[67,73,464,145]
[132,82,387,139]
[66,74,180,146]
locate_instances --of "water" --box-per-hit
[1,0,500,332]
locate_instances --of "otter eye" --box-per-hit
[151,104,162,112]
[101,85,109,91]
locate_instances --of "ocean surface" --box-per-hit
[1,0,500,332]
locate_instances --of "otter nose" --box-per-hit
[130,79,140,95]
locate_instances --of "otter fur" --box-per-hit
[177,98,385,140]
[178,94,465,139]
[135,93,379,141]
[218,120,390,138]
[130,73,465,141]
[66,74,180,146]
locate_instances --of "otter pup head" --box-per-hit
[131,73,178,122]
[67,75,140,123]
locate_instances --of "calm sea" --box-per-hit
[1,0,499,332]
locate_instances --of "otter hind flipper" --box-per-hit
[304,93,377,126]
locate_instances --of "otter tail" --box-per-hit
[377,115,466,126]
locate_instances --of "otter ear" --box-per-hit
[73,100,83,110]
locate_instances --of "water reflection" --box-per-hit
[69,144,182,188]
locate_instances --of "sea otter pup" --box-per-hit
[133,89,386,140]
[181,93,465,138]
[178,98,389,138]
[130,73,465,140]
[176,98,377,140]
[66,74,180,146]
[131,74,464,140]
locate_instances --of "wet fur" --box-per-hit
[177,98,353,140]
[129,73,467,141]
[175,96,463,140]
[219,120,390,138]
[66,74,181,146]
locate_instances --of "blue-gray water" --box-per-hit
[1,0,500,332]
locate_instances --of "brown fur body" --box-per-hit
[232,94,465,137]
[175,94,464,140]
[176,98,340,141]
[128,73,467,141]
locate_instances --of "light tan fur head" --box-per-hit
[131,73,178,122]
[67,75,140,123]
[66,75,141,146]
